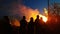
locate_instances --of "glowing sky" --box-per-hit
[0,0,60,16]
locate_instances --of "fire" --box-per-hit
[44,8,48,16]
[10,18,20,27]
[9,5,48,26]
[42,16,48,22]
[39,14,48,23]
[19,6,48,23]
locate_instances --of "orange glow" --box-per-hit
[10,18,20,27]
[42,16,48,22]
[39,14,48,23]
[19,6,40,22]
[44,8,48,16]
[19,6,48,23]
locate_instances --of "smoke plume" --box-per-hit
[19,5,40,22]
[10,4,40,22]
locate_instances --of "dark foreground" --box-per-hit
[0,16,60,34]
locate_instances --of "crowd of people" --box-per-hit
[19,15,47,34]
[0,15,60,34]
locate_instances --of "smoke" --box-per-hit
[9,3,40,22]
[9,4,40,27]
[18,5,40,22]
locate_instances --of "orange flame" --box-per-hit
[10,18,20,27]
[19,6,48,23]
[39,14,48,23]
[9,5,48,27]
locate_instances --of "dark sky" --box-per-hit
[22,0,48,12]
[0,0,60,16]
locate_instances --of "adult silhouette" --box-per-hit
[1,16,12,34]
[28,17,34,34]
[19,16,27,34]
[35,15,42,34]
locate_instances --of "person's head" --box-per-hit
[23,16,26,20]
[30,17,33,21]
[37,15,39,19]
[4,16,9,20]
[30,17,33,22]
[3,16,9,24]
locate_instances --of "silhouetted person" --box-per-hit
[35,15,40,24]
[35,15,42,34]
[19,16,27,34]
[0,17,4,34]
[28,17,34,34]
[40,17,44,25]
[40,17,46,34]
[1,16,12,34]
[40,17,50,34]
